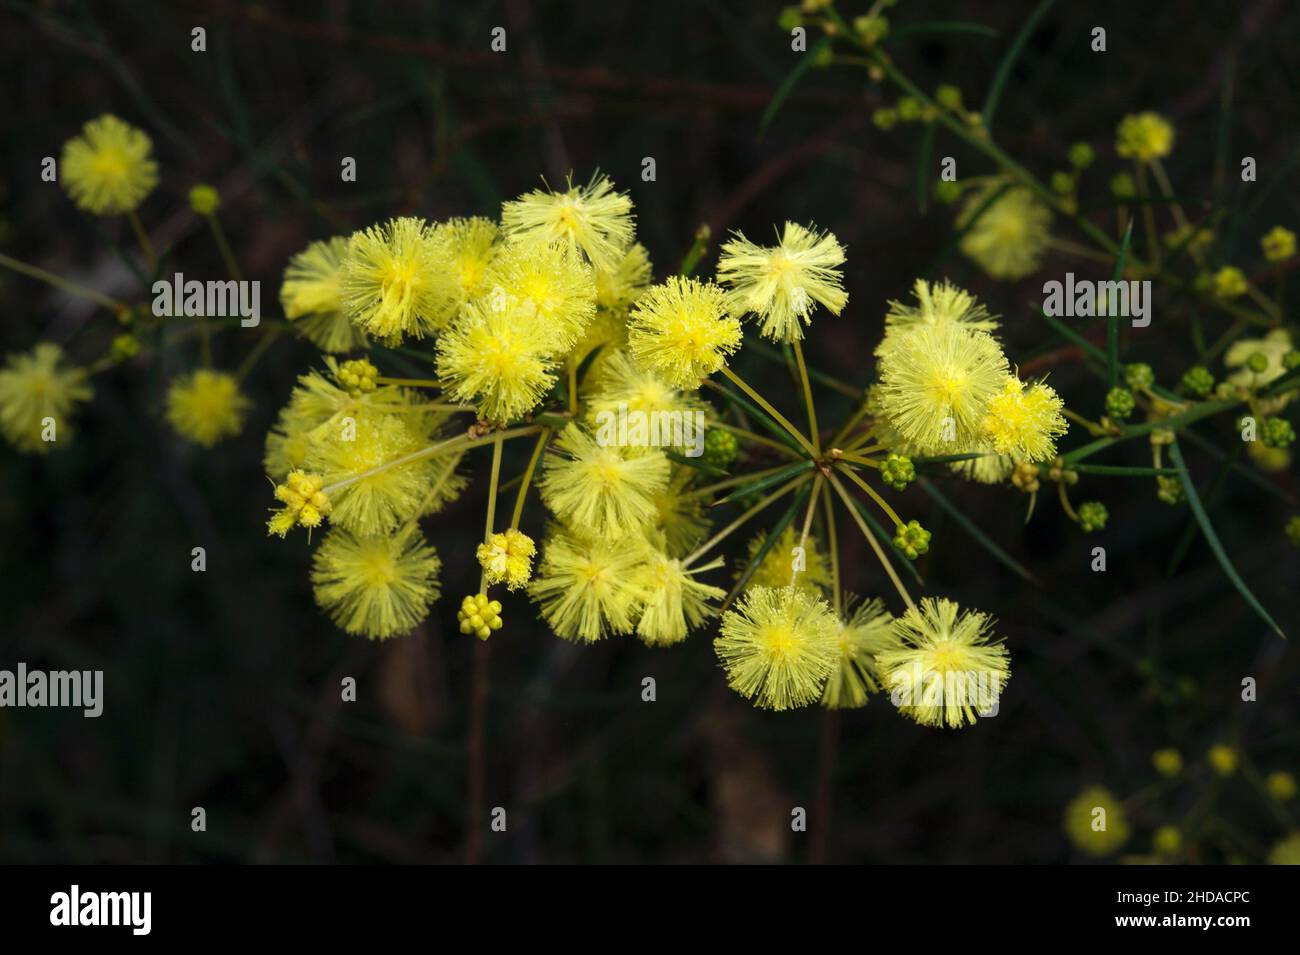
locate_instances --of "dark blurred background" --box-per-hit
[0,0,1296,864]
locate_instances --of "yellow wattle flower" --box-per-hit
[483,239,595,355]
[342,216,451,342]
[875,323,1009,455]
[875,597,1010,729]
[1115,111,1174,163]
[501,173,635,274]
[165,369,250,448]
[957,183,1052,280]
[538,424,669,540]
[435,297,557,424]
[476,528,537,591]
[60,114,158,215]
[715,585,841,711]
[311,527,441,639]
[281,236,368,353]
[822,598,897,710]
[627,276,742,388]
[881,278,1000,345]
[0,343,93,453]
[980,373,1068,462]
[633,549,725,647]
[1064,786,1130,857]
[267,470,332,537]
[716,221,848,342]
[529,526,650,642]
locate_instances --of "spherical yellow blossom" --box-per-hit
[716,221,848,342]
[0,343,93,453]
[438,216,500,312]
[715,585,841,711]
[1261,226,1297,263]
[627,276,742,388]
[188,184,220,216]
[1225,329,1293,401]
[594,242,652,314]
[1115,111,1174,162]
[1064,786,1130,857]
[875,597,1010,729]
[436,297,557,424]
[633,548,725,647]
[880,278,1000,349]
[649,466,711,558]
[822,598,897,710]
[311,527,441,639]
[538,424,669,539]
[1208,744,1238,776]
[948,449,1015,485]
[1153,825,1182,856]
[458,593,503,640]
[483,238,596,355]
[529,526,650,642]
[1267,771,1297,801]
[267,470,331,537]
[957,184,1052,280]
[583,349,707,425]
[341,216,451,342]
[980,373,1068,462]
[501,173,635,274]
[304,411,440,537]
[1152,748,1184,777]
[281,236,369,353]
[60,114,158,215]
[476,528,537,590]
[165,369,250,448]
[1211,265,1248,299]
[875,323,1010,455]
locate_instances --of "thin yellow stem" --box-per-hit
[683,463,795,500]
[127,209,155,269]
[792,339,821,454]
[829,397,871,449]
[322,425,538,496]
[375,376,443,389]
[720,365,817,457]
[479,434,504,592]
[510,428,550,529]
[821,481,842,616]
[235,326,281,381]
[828,473,915,611]
[0,253,126,311]
[791,476,824,588]
[836,463,904,530]
[682,471,813,568]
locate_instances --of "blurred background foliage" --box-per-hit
[0,0,1296,863]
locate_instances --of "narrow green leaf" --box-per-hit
[1070,464,1184,477]
[1106,222,1134,389]
[981,0,1057,131]
[918,478,1037,583]
[1182,428,1296,505]
[1168,439,1284,638]
[713,460,814,507]
[916,123,935,214]
[1038,307,1107,363]
[759,37,831,137]
[1167,443,1237,576]
[666,450,729,478]
[893,21,998,40]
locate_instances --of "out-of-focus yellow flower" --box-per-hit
[1152,748,1184,777]
[1115,111,1174,163]
[165,369,250,448]
[281,236,369,353]
[0,343,93,453]
[1208,744,1238,776]
[957,184,1052,280]
[1261,226,1296,263]
[1268,771,1297,801]
[1064,786,1130,857]
[60,115,158,215]
[188,184,220,216]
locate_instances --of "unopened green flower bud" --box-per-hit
[1078,501,1108,532]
